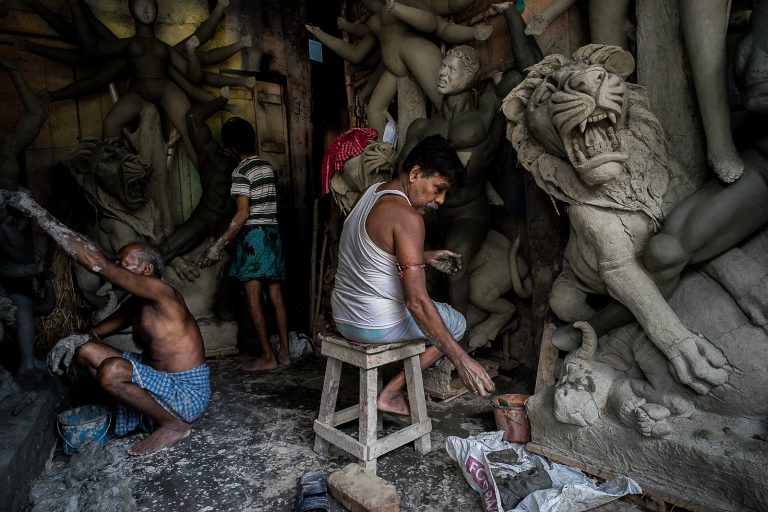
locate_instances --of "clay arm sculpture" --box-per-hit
[173,0,230,51]
[571,205,731,394]
[12,38,91,67]
[337,17,370,38]
[523,0,577,36]
[430,0,476,16]
[385,0,492,42]
[47,60,128,101]
[184,36,203,84]
[196,36,252,65]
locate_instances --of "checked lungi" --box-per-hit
[115,352,211,436]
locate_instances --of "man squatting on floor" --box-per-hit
[332,134,496,415]
[1,190,210,457]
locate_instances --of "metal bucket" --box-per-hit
[491,394,530,443]
[57,405,110,455]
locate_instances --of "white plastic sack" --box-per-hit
[445,431,641,512]
[269,331,314,359]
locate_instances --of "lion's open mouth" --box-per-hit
[565,110,627,185]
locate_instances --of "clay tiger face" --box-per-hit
[503,45,636,187]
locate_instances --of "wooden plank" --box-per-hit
[534,322,558,394]
[368,421,432,460]
[320,337,425,369]
[313,420,365,460]
[332,405,359,427]
[526,442,716,512]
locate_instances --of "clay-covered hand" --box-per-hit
[47,333,90,375]
[665,332,731,394]
[199,239,226,268]
[1,189,33,213]
[425,250,462,275]
[453,353,495,396]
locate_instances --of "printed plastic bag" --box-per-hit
[445,431,641,512]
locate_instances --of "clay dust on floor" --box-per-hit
[34,355,533,511]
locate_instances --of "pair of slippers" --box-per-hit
[294,471,331,512]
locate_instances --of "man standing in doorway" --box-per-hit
[200,117,291,371]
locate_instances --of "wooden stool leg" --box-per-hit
[404,354,432,455]
[377,371,384,432]
[314,357,343,454]
[359,366,379,473]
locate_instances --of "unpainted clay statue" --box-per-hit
[65,138,155,321]
[642,0,768,316]
[465,230,532,348]
[0,59,55,378]
[399,2,541,316]
[502,44,730,395]
[306,0,491,137]
[524,0,744,181]
[16,0,247,166]
[160,88,238,267]
[548,2,768,350]
[554,321,694,438]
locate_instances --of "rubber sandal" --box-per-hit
[294,471,330,512]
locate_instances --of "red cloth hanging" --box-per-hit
[320,127,378,196]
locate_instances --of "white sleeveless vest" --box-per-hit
[331,183,410,329]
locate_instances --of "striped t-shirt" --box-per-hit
[230,156,278,226]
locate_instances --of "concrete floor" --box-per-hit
[28,354,654,511]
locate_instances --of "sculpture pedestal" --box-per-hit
[527,388,768,512]
[0,378,66,512]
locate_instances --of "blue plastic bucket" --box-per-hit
[57,405,110,455]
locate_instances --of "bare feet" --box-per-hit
[277,350,291,367]
[243,356,278,372]
[127,423,190,456]
[377,391,410,416]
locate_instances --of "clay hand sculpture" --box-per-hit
[47,333,90,375]
[502,45,731,395]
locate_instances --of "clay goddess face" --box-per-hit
[437,53,476,95]
[130,0,158,25]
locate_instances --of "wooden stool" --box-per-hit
[313,333,432,474]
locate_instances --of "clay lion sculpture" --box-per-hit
[501,45,731,395]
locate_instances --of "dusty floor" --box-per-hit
[28,354,652,511]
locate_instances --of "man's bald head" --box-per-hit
[117,243,164,277]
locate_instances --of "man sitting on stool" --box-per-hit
[2,191,209,457]
[332,134,496,415]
